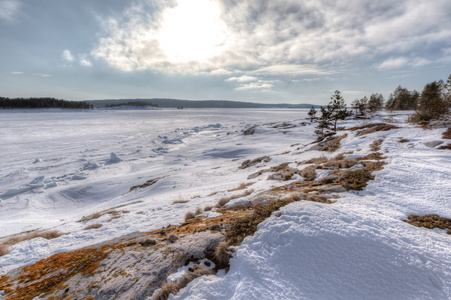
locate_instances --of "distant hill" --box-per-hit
[84,98,318,109]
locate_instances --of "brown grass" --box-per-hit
[0,230,65,257]
[226,199,293,245]
[356,152,385,161]
[300,165,317,181]
[398,138,410,143]
[303,156,328,165]
[370,139,383,151]
[227,182,254,192]
[338,169,375,191]
[324,157,359,170]
[404,214,451,234]
[361,161,386,171]
[185,211,196,220]
[322,134,348,152]
[172,200,189,205]
[84,224,103,230]
[217,189,254,208]
[348,123,399,135]
[154,268,215,300]
[438,144,451,150]
[214,241,232,268]
[443,128,451,139]
[203,205,214,211]
[78,210,127,223]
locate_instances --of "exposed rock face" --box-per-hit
[424,141,444,148]
[0,231,224,300]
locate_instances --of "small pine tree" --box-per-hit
[327,90,352,131]
[308,106,317,122]
[318,106,331,133]
[368,93,384,112]
[416,80,449,120]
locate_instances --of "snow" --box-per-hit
[1,108,450,299]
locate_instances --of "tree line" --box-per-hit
[0,97,93,109]
[105,101,158,108]
[308,73,451,132]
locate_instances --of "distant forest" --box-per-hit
[0,97,92,109]
[105,101,158,108]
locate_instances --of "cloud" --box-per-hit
[0,0,21,23]
[62,49,74,62]
[33,73,51,77]
[235,80,274,91]
[226,75,258,83]
[91,0,451,75]
[378,57,409,70]
[10,71,23,75]
[79,56,93,67]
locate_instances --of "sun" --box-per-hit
[156,0,228,63]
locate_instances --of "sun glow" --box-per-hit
[157,0,228,63]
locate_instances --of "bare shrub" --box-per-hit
[84,223,102,230]
[172,200,189,205]
[185,211,196,220]
[167,234,178,243]
[370,139,383,151]
[214,241,232,268]
[301,165,317,181]
[216,189,254,208]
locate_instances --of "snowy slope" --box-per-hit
[0,109,450,299]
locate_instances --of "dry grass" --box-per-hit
[338,169,375,191]
[300,165,317,181]
[214,241,232,268]
[203,205,214,211]
[361,161,387,171]
[283,192,303,202]
[322,134,348,152]
[404,214,451,234]
[172,200,189,205]
[216,189,254,208]
[443,128,451,139]
[438,144,451,150]
[303,156,328,165]
[226,199,293,245]
[228,182,254,192]
[0,230,64,257]
[324,157,359,170]
[184,211,196,220]
[154,268,215,300]
[84,224,102,230]
[356,152,385,161]
[78,210,127,223]
[398,138,410,143]
[348,123,399,135]
[370,139,383,151]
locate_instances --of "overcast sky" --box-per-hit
[1,0,450,105]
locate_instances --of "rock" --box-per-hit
[243,126,257,135]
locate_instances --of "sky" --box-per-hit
[1,0,451,105]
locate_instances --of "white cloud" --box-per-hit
[33,73,51,77]
[62,49,74,62]
[235,80,274,91]
[79,56,93,67]
[10,71,22,75]
[92,0,451,75]
[226,75,258,83]
[411,58,432,68]
[378,57,408,70]
[0,0,21,23]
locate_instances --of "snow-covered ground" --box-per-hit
[0,109,450,299]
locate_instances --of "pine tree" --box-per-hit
[327,90,352,131]
[308,106,317,122]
